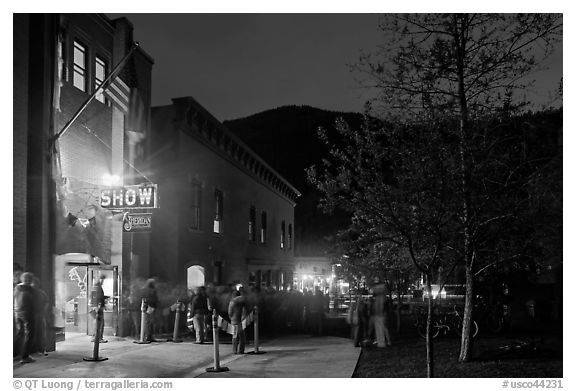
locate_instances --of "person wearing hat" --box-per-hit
[90,274,107,343]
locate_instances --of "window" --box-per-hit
[94,56,107,103]
[288,224,293,250]
[280,220,286,249]
[213,190,223,233]
[248,206,256,241]
[73,40,87,92]
[260,212,267,244]
[190,181,202,230]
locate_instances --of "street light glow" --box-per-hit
[103,174,121,186]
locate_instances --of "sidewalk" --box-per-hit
[197,335,360,378]
[13,333,360,378]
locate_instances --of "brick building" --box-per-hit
[14,13,300,350]
[149,97,300,291]
[13,14,153,348]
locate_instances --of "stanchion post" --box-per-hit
[134,298,151,344]
[206,309,229,372]
[84,304,108,361]
[248,305,266,355]
[169,300,183,343]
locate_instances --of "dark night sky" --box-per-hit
[109,13,386,121]
[112,13,562,121]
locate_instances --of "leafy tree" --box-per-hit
[307,115,461,377]
[353,13,562,362]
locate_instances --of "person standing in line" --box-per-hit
[310,287,326,336]
[31,277,49,355]
[90,274,107,343]
[126,281,143,338]
[14,272,36,364]
[141,278,159,342]
[13,263,24,357]
[349,289,370,347]
[372,282,392,348]
[190,286,209,344]
[228,287,248,354]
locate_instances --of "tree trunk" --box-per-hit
[454,14,475,362]
[396,271,402,332]
[425,275,434,378]
[460,262,475,361]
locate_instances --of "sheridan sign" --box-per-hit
[100,184,158,209]
[123,213,152,232]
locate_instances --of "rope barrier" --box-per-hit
[215,311,254,335]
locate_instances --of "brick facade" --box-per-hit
[150,97,300,290]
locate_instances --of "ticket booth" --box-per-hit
[54,253,119,341]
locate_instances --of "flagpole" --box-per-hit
[50,42,140,145]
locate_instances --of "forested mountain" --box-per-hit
[224,105,562,263]
[224,105,364,256]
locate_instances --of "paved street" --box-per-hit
[13,333,360,378]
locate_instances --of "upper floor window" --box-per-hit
[280,220,286,249]
[288,223,293,250]
[248,206,256,241]
[260,211,267,244]
[94,56,107,103]
[213,189,223,234]
[73,40,87,92]
[190,181,202,230]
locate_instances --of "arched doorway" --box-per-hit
[187,265,205,291]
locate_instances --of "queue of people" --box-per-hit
[14,267,344,366]
[348,280,393,348]
[180,284,330,343]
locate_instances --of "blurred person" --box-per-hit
[228,287,248,354]
[13,263,24,288]
[371,282,392,348]
[126,280,143,338]
[310,287,326,336]
[13,263,24,356]
[189,286,209,343]
[14,272,36,364]
[349,289,370,347]
[141,278,159,342]
[31,277,49,355]
[90,274,107,343]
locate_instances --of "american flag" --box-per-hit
[103,76,130,114]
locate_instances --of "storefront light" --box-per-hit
[103,174,121,186]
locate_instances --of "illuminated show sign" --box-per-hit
[100,184,158,209]
[123,213,152,232]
